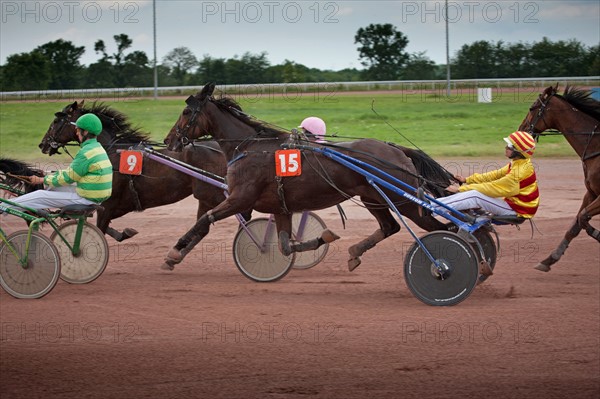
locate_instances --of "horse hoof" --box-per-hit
[160,262,175,271]
[165,248,183,264]
[321,229,340,243]
[122,228,139,239]
[348,257,361,271]
[479,261,493,277]
[534,263,551,272]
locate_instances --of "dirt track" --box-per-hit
[1,158,599,398]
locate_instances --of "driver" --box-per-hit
[434,131,539,219]
[1,114,112,212]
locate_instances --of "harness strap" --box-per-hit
[275,176,291,215]
[228,152,248,167]
[128,176,144,212]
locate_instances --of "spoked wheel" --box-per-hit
[471,228,497,284]
[0,231,61,299]
[291,212,329,270]
[404,231,479,306]
[232,218,295,282]
[50,220,109,284]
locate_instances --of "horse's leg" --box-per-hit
[534,191,594,272]
[579,194,600,241]
[161,196,251,270]
[276,214,340,256]
[347,206,400,271]
[96,210,138,242]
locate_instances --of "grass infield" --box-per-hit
[0,90,571,162]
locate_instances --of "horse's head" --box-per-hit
[39,100,84,155]
[518,84,559,139]
[164,83,216,152]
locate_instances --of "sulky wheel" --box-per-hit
[291,212,329,270]
[404,231,479,306]
[50,221,109,284]
[471,228,498,284]
[0,231,61,299]
[232,218,295,282]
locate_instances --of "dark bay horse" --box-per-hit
[519,85,600,271]
[0,157,44,195]
[38,101,237,242]
[163,83,453,271]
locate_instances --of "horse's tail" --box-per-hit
[0,157,44,194]
[387,144,457,198]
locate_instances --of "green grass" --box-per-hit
[0,92,572,162]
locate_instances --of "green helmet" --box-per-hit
[74,114,103,135]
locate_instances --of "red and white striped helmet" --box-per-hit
[504,131,535,157]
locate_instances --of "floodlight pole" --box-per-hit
[445,0,451,97]
[153,0,158,100]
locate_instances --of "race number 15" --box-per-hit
[119,150,143,175]
[275,149,302,177]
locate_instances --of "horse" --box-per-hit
[38,100,244,242]
[162,83,454,271]
[518,85,600,272]
[0,157,45,195]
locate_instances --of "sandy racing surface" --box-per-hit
[1,158,599,398]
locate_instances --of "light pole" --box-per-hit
[445,0,451,97]
[153,0,158,100]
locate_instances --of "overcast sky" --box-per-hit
[1,0,599,71]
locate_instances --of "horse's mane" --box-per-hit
[210,95,289,137]
[560,86,600,121]
[82,102,159,145]
[0,157,44,193]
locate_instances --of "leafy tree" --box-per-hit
[1,51,50,90]
[224,52,270,84]
[452,40,498,79]
[162,47,198,85]
[586,45,600,76]
[529,37,588,77]
[194,55,228,85]
[354,23,409,80]
[402,52,437,80]
[88,34,148,87]
[123,51,152,87]
[35,39,85,89]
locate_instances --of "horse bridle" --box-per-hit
[527,90,600,161]
[173,95,207,146]
[44,111,73,151]
[524,91,555,140]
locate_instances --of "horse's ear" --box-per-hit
[202,82,216,97]
[78,99,85,108]
[69,101,78,111]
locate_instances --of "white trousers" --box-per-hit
[434,190,516,216]
[0,185,94,213]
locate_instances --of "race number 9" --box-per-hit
[119,150,143,175]
[275,149,302,177]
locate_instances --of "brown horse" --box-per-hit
[38,101,239,242]
[0,157,45,195]
[519,85,600,271]
[162,83,453,271]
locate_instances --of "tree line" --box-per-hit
[1,23,598,91]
